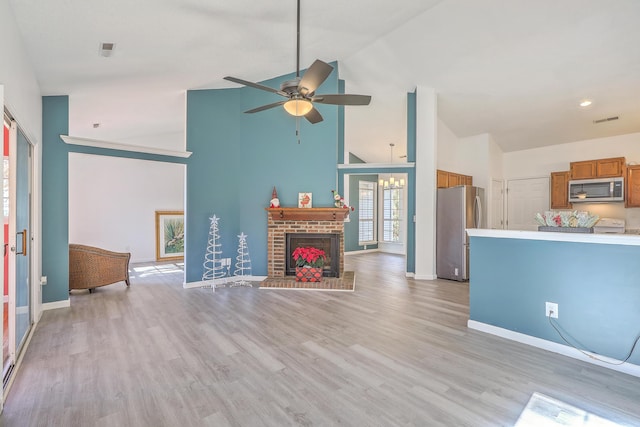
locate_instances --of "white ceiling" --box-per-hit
[8,0,640,162]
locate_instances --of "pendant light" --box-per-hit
[378,143,405,189]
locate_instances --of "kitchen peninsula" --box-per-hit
[466,228,640,377]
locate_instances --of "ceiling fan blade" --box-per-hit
[304,107,323,124]
[224,76,288,97]
[245,100,287,114]
[312,94,372,106]
[298,60,334,96]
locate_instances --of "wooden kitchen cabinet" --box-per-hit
[626,165,640,207]
[436,170,449,188]
[550,171,572,209]
[570,160,597,179]
[596,157,626,177]
[570,157,625,179]
[436,169,473,188]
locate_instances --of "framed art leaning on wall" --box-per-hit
[155,210,185,261]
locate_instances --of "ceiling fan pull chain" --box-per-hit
[296,117,301,144]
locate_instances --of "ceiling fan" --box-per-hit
[223,0,371,124]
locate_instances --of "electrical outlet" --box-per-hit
[545,302,558,318]
[40,276,47,286]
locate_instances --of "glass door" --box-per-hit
[3,118,32,391]
[13,126,31,354]
[2,117,8,387]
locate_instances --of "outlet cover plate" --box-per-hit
[545,302,558,318]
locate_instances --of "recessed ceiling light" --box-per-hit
[579,100,592,107]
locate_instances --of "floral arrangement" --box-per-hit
[331,190,355,211]
[292,246,326,268]
[534,210,600,228]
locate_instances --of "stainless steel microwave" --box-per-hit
[568,177,624,203]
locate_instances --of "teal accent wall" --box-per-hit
[42,96,187,303]
[185,65,340,283]
[337,79,345,165]
[345,175,378,252]
[42,96,70,303]
[405,91,417,273]
[469,236,640,364]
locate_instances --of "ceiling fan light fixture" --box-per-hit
[283,99,313,116]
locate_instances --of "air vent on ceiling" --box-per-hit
[99,42,115,57]
[593,116,619,124]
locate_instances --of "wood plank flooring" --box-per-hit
[1,253,639,426]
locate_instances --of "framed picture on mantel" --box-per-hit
[298,192,312,208]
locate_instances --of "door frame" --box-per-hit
[2,109,38,403]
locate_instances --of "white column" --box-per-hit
[414,87,437,280]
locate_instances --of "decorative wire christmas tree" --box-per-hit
[202,215,227,289]
[231,232,252,287]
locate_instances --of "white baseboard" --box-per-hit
[467,320,640,378]
[42,299,71,311]
[405,272,415,278]
[184,275,267,290]
[344,248,380,255]
[414,274,437,280]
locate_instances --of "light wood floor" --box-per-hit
[2,253,639,426]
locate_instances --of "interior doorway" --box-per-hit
[343,173,408,256]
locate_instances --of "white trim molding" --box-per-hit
[338,162,415,170]
[42,299,71,311]
[468,320,640,378]
[414,274,437,280]
[61,135,192,158]
[344,248,380,255]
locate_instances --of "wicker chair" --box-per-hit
[69,244,131,292]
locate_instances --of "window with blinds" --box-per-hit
[383,187,403,243]
[358,181,376,244]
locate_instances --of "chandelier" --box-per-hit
[379,143,405,189]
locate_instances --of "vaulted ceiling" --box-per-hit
[8,0,640,163]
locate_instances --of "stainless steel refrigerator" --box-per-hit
[436,185,485,281]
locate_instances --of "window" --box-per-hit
[383,187,403,242]
[358,181,376,244]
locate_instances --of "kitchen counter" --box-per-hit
[466,228,640,246]
[466,227,640,377]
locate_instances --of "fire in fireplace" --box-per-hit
[286,233,340,277]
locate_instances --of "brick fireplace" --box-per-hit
[266,208,349,278]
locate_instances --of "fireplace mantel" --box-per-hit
[265,207,350,222]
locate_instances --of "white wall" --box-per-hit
[1,0,44,323]
[504,131,640,228]
[69,153,185,263]
[504,132,640,178]
[436,124,506,229]
[0,0,42,144]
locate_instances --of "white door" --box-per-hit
[506,177,549,231]
[491,179,504,229]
